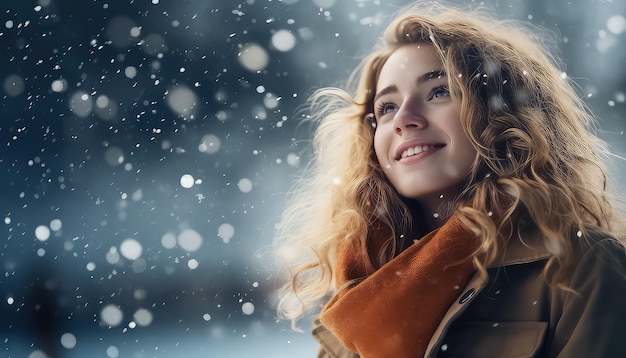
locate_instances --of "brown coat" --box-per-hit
[313,229,626,357]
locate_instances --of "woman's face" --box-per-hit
[373,43,476,210]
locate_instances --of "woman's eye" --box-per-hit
[382,104,396,113]
[375,102,397,118]
[431,86,450,99]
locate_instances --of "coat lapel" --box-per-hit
[425,229,551,357]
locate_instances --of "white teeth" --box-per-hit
[401,145,434,159]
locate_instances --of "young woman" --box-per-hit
[275,2,626,357]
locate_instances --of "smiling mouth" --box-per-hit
[400,145,442,159]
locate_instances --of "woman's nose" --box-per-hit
[393,102,428,134]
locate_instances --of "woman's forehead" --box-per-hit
[375,44,443,90]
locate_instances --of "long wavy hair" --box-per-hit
[274,2,624,328]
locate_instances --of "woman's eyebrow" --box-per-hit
[417,69,447,85]
[373,85,398,103]
[374,69,447,103]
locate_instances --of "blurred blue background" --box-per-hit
[1,0,624,357]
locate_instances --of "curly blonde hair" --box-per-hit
[274,2,624,328]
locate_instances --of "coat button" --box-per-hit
[459,288,475,304]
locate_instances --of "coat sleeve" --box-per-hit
[550,238,626,357]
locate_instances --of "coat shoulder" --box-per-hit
[572,227,626,275]
[547,228,626,357]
